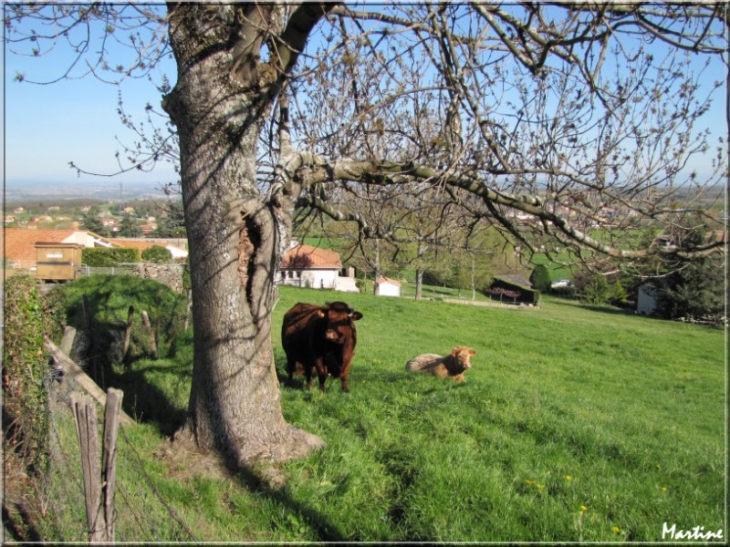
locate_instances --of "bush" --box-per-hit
[57,275,188,385]
[529,264,552,294]
[2,276,56,476]
[142,245,173,264]
[83,247,140,267]
[573,270,612,305]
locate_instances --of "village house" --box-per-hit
[279,242,359,293]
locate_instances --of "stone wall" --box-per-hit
[84,263,186,293]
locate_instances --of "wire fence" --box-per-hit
[40,368,199,543]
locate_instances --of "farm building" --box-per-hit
[486,275,540,305]
[375,276,401,297]
[279,243,359,293]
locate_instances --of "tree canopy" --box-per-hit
[7,3,726,270]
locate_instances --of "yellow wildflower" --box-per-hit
[612,526,621,534]
[580,505,588,512]
[525,480,534,486]
[565,475,572,481]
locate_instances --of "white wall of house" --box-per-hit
[279,268,339,289]
[64,231,99,247]
[376,280,401,297]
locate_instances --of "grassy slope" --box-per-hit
[46,281,725,542]
[270,289,725,542]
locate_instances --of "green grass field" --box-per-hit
[44,279,726,542]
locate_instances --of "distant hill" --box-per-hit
[5,180,169,202]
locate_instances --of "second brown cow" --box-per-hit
[281,301,363,392]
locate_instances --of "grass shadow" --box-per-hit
[233,462,348,542]
[110,363,190,436]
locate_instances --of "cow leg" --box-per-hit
[340,362,351,392]
[317,371,327,392]
[304,366,314,390]
[286,360,294,387]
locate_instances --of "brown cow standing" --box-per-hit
[282,302,363,392]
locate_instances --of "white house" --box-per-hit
[375,276,401,297]
[279,243,359,293]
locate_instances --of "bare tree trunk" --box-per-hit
[373,239,382,295]
[415,268,424,301]
[415,240,426,301]
[163,4,324,466]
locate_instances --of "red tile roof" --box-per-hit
[281,244,342,269]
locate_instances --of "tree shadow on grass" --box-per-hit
[111,363,190,437]
[236,466,348,542]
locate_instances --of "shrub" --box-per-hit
[58,275,188,385]
[142,245,173,264]
[529,264,552,294]
[2,275,54,476]
[573,270,612,305]
[83,247,140,267]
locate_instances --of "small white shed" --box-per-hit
[375,276,401,297]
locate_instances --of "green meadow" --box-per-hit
[41,279,726,542]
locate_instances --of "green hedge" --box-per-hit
[2,275,65,476]
[82,247,140,267]
[141,245,173,264]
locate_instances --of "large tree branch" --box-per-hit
[287,154,725,261]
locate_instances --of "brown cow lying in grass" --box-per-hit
[405,346,476,382]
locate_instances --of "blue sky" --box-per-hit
[5,30,178,191]
[4,7,728,194]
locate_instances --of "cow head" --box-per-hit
[451,346,476,370]
[318,302,363,344]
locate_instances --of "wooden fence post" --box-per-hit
[122,306,135,366]
[102,388,123,543]
[70,394,105,543]
[71,388,124,544]
[60,325,77,356]
[141,311,158,360]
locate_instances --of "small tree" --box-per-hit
[117,214,143,237]
[141,245,173,264]
[152,200,186,238]
[529,265,552,294]
[81,206,107,237]
[656,254,725,323]
[573,270,612,306]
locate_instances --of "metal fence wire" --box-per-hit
[38,368,199,543]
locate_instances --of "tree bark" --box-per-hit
[163,4,324,466]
